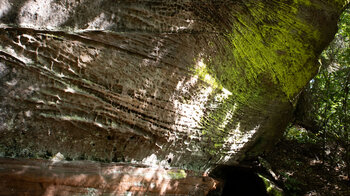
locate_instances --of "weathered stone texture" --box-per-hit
[0,0,347,172]
[0,158,218,195]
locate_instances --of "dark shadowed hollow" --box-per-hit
[209,165,268,196]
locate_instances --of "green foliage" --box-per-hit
[310,7,350,149]
[280,172,304,195]
[284,125,318,144]
[294,6,350,178]
[259,174,284,196]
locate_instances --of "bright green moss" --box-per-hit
[167,169,187,179]
[193,0,347,164]
[194,0,330,161]
[259,174,284,196]
[193,59,222,90]
[205,0,323,101]
[293,0,311,6]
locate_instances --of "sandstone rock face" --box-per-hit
[0,0,347,173]
[0,158,218,195]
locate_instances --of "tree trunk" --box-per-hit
[0,0,347,173]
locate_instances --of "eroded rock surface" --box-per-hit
[0,158,218,195]
[0,0,347,172]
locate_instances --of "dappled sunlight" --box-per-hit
[171,57,234,139]
[170,19,195,32]
[189,55,263,164]
[64,87,75,93]
[87,12,114,30]
[230,125,260,148]
[2,45,33,64]
[19,0,74,28]
[50,152,65,162]
[221,124,260,163]
[0,1,342,190]
[218,105,235,130]
[0,0,11,18]
[0,19,272,172]
[43,184,58,196]
[141,154,161,166]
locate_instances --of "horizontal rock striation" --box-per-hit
[0,0,347,172]
[0,158,219,195]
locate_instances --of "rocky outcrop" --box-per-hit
[0,158,218,195]
[0,0,348,177]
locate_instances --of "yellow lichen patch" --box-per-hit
[293,0,311,6]
[166,169,187,180]
[193,58,222,90]
[206,0,323,101]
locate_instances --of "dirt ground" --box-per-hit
[263,140,349,196]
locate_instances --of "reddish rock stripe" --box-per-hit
[0,158,219,196]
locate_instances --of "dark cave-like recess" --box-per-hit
[208,165,268,196]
